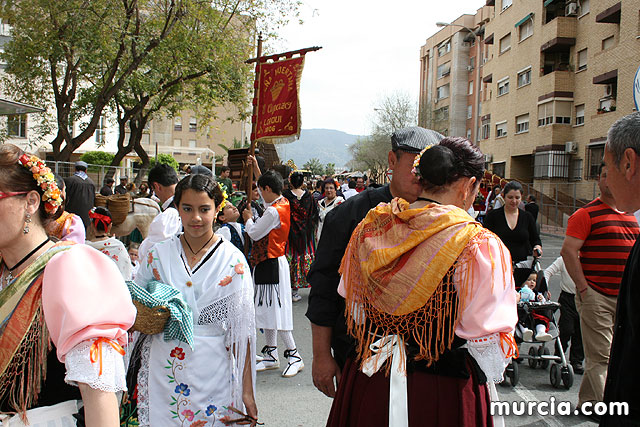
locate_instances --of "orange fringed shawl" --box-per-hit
[340,198,503,371]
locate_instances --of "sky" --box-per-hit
[269,0,484,136]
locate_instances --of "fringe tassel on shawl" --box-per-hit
[343,227,512,376]
[0,305,50,420]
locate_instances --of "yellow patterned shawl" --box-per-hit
[340,198,491,369]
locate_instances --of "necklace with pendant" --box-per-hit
[3,237,50,287]
[183,234,215,263]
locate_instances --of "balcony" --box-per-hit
[538,70,575,96]
[541,16,577,45]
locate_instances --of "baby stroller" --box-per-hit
[502,255,575,389]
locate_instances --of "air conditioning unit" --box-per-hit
[605,84,613,96]
[434,98,439,104]
[461,42,471,48]
[484,154,493,162]
[565,141,578,154]
[466,65,474,71]
[566,2,578,16]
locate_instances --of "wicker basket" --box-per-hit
[95,194,108,208]
[131,300,170,335]
[107,194,131,226]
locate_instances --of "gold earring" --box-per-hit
[23,213,31,234]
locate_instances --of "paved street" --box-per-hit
[255,234,598,426]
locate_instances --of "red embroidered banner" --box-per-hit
[254,56,305,142]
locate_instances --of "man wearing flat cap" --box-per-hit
[114,176,128,195]
[306,126,444,398]
[64,160,95,230]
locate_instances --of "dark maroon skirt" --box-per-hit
[326,356,493,427]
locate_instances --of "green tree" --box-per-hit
[0,0,301,161]
[149,153,180,172]
[303,157,324,175]
[80,151,115,166]
[324,162,335,176]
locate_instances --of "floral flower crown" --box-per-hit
[218,184,228,210]
[411,144,435,178]
[17,154,63,215]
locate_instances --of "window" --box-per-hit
[188,139,196,148]
[467,105,473,119]
[516,114,529,133]
[501,0,512,11]
[534,151,570,179]
[587,144,605,179]
[174,116,182,131]
[602,36,614,51]
[438,40,451,57]
[173,138,181,147]
[579,0,590,15]
[517,67,531,87]
[538,100,571,126]
[469,56,475,70]
[493,162,506,178]
[189,117,197,132]
[466,129,472,139]
[435,106,449,121]
[496,121,507,138]
[497,78,510,96]
[468,81,474,95]
[437,62,451,79]
[94,116,105,144]
[7,114,26,138]
[577,48,587,71]
[499,33,511,54]
[538,102,553,126]
[575,104,585,125]
[436,84,450,100]
[0,19,10,36]
[482,118,491,139]
[519,19,533,42]
[555,101,572,124]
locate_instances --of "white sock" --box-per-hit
[279,330,296,351]
[536,324,546,335]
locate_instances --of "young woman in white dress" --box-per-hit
[132,174,257,427]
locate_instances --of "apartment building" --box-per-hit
[479,0,638,200]
[418,7,493,141]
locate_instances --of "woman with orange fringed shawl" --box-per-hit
[327,137,518,427]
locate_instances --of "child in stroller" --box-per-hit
[516,271,554,341]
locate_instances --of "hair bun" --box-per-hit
[419,145,455,186]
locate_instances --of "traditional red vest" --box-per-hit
[250,197,290,266]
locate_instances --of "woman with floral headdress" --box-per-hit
[44,174,86,244]
[327,137,518,427]
[0,144,136,426]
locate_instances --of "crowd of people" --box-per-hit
[2,114,640,426]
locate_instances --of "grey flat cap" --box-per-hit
[190,165,213,177]
[75,160,88,169]
[391,127,444,153]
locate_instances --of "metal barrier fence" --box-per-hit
[48,161,143,187]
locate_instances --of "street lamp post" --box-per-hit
[436,21,483,146]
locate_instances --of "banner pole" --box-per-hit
[245,33,263,194]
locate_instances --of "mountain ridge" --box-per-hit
[274,128,361,169]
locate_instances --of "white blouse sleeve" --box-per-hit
[244,206,280,241]
[64,339,127,392]
[216,226,232,242]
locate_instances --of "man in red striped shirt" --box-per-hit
[561,163,640,416]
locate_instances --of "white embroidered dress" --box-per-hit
[134,235,255,427]
[85,237,133,281]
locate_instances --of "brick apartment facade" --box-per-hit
[420,0,640,205]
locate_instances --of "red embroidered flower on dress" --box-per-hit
[170,347,185,360]
[181,409,195,421]
[218,276,232,287]
[152,268,161,281]
[190,421,206,427]
[234,263,244,275]
[147,252,154,265]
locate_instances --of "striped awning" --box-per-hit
[515,13,534,28]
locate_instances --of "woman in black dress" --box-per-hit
[484,180,542,268]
